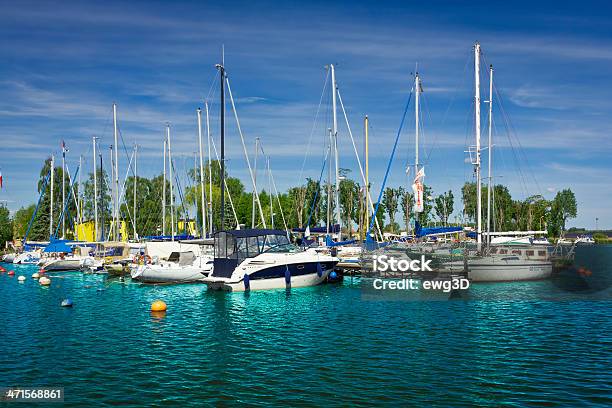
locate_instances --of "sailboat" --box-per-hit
[460,42,552,282]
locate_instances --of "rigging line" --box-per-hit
[225,74,267,228]
[297,69,330,185]
[106,148,135,240]
[203,70,220,104]
[336,88,384,241]
[259,143,289,235]
[209,127,239,228]
[304,144,330,229]
[367,89,413,236]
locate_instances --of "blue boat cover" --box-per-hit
[415,221,463,238]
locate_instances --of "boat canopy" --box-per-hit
[212,229,292,278]
[325,235,356,247]
[44,239,73,253]
[292,224,340,234]
[415,221,463,238]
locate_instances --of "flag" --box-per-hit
[412,167,425,213]
[0,169,3,189]
[61,140,69,155]
[305,225,311,237]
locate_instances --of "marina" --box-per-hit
[1,1,611,406]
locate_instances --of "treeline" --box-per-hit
[0,158,578,246]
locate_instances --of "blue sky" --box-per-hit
[1,0,611,228]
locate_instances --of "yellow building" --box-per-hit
[74,220,129,242]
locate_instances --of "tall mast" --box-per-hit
[415,72,420,176]
[92,137,98,241]
[78,154,82,231]
[162,138,166,236]
[330,64,341,237]
[474,42,482,249]
[326,128,332,236]
[167,124,175,240]
[61,143,65,238]
[252,137,259,228]
[99,153,104,240]
[268,156,273,228]
[216,58,226,231]
[112,103,120,241]
[205,102,213,233]
[365,115,369,219]
[486,64,494,246]
[197,108,207,238]
[50,154,54,238]
[133,144,137,240]
[109,145,114,240]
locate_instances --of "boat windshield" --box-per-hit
[263,242,300,253]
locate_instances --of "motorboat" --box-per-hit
[131,239,214,284]
[203,229,338,292]
[13,250,42,265]
[1,253,16,263]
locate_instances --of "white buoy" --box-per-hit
[18,275,26,282]
[32,272,40,279]
[39,276,51,286]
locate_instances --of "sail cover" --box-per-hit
[412,167,425,213]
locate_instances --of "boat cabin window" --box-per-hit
[490,248,497,254]
[215,231,294,262]
[498,249,508,254]
[526,250,534,256]
[538,251,546,257]
[512,249,522,255]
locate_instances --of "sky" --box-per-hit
[0,0,611,229]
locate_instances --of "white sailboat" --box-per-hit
[466,42,552,282]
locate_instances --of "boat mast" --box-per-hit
[133,144,137,240]
[326,128,332,236]
[205,102,213,233]
[99,153,104,240]
[330,64,341,238]
[486,64,493,246]
[61,142,65,238]
[474,42,482,250]
[50,154,54,238]
[268,156,273,228]
[92,138,98,241]
[252,137,259,228]
[78,154,82,232]
[365,115,369,238]
[415,72,420,178]
[167,124,175,240]
[109,145,114,240]
[197,108,207,237]
[162,138,166,236]
[216,56,226,231]
[112,103,120,241]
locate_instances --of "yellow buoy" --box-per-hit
[32,273,40,279]
[150,300,167,312]
[39,276,51,286]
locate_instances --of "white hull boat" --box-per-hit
[204,229,338,292]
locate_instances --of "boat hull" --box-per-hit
[41,259,84,272]
[132,266,208,284]
[205,269,331,292]
[468,262,552,282]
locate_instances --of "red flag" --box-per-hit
[0,169,3,189]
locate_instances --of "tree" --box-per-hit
[399,187,414,232]
[549,189,577,236]
[0,204,12,248]
[339,176,360,237]
[12,205,35,239]
[383,187,399,233]
[82,169,112,235]
[416,185,434,225]
[434,190,454,226]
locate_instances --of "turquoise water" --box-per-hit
[1,247,611,407]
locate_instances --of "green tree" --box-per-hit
[0,204,12,248]
[339,176,360,236]
[12,205,35,239]
[383,187,399,233]
[549,189,577,236]
[434,190,454,226]
[399,186,414,232]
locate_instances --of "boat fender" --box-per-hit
[285,266,291,287]
[317,262,323,277]
[329,270,338,280]
[243,273,250,291]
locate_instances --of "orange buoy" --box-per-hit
[150,300,167,312]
